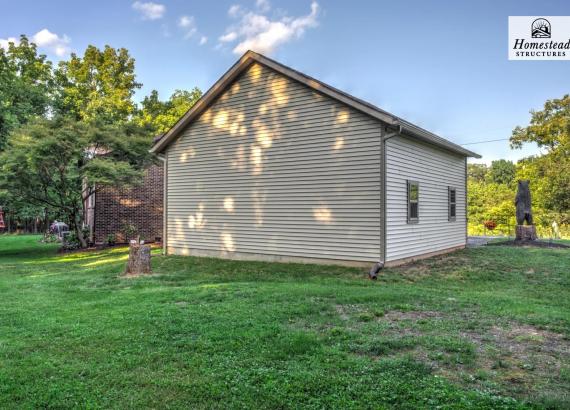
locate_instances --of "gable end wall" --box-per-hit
[165,63,382,264]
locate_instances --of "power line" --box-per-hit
[461,138,511,146]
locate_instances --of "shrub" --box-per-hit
[62,232,81,251]
[122,223,138,241]
[106,234,116,246]
[41,233,59,243]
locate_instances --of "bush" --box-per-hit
[106,234,116,246]
[122,223,138,241]
[41,233,59,243]
[62,232,81,251]
[82,225,90,241]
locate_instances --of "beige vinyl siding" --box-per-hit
[385,135,466,262]
[166,63,382,263]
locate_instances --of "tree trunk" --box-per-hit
[76,225,88,248]
[515,225,537,241]
[69,211,88,248]
[44,210,48,234]
[124,243,152,275]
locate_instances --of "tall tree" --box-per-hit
[511,95,570,215]
[511,94,570,155]
[134,88,202,134]
[54,45,141,123]
[0,35,54,149]
[0,117,154,247]
[488,159,516,185]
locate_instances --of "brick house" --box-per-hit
[85,163,164,244]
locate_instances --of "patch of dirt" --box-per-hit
[463,324,570,370]
[381,310,570,368]
[454,324,570,399]
[383,310,444,321]
[333,305,570,399]
[335,305,351,321]
[334,304,369,321]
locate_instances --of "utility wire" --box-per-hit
[461,138,511,146]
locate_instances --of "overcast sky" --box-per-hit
[1,0,569,163]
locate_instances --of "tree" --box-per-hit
[134,88,202,134]
[467,163,488,182]
[511,94,570,154]
[516,155,570,218]
[511,94,570,216]
[0,35,54,149]
[54,45,141,123]
[0,117,154,247]
[488,159,516,185]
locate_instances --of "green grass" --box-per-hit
[1,235,569,409]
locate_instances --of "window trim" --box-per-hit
[407,180,419,224]
[448,186,457,221]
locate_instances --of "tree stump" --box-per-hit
[125,243,152,275]
[515,225,537,242]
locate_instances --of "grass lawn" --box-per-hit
[1,235,569,409]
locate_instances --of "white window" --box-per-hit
[407,180,419,223]
[448,187,456,221]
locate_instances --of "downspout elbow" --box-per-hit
[369,261,385,280]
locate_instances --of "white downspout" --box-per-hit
[369,125,402,279]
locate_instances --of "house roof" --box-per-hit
[151,50,481,158]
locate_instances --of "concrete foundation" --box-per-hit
[167,244,466,269]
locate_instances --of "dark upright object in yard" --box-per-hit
[515,180,533,225]
[515,180,537,241]
[125,243,152,275]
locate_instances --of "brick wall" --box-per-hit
[93,164,163,244]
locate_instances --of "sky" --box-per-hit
[1,0,568,164]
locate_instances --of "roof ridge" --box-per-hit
[151,50,480,158]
